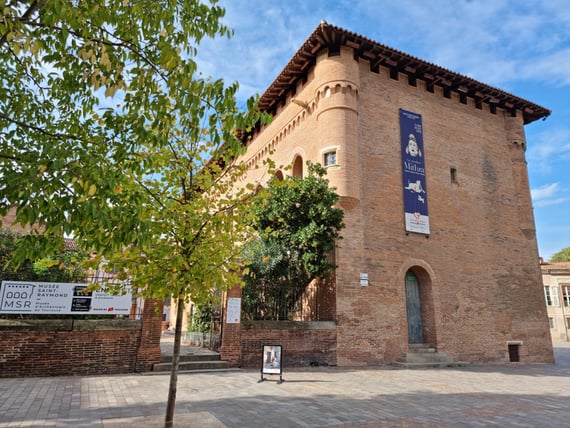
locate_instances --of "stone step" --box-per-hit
[395,344,470,369]
[160,353,220,363]
[152,359,230,372]
[408,343,432,349]
[393,361,469,369]
[407,347,436,354]
[400,352,456,363]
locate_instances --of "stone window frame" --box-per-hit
[321,146,339,168]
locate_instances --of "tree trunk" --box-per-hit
[164,297,185,428]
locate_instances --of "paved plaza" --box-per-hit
[1,343,569,428]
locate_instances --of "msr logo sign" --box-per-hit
[0,282,35,312]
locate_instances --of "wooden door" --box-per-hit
[405,272,423,344]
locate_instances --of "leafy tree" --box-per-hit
[242,238,294,320]
[190,302,213,333]
[551,247,570,262]
[1,2,268,427]
[0,228,37,281]
[1,228,86,283]
[243,162,345,320]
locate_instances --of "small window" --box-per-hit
[548,317,554,329]
[567,318,570,329]
[450,167,458,184]
[324,151,337,167]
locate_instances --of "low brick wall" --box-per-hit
[0,319,155,377]
[240,321,337,368]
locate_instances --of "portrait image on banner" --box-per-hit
[262,345,282,375]
[400,109,430,235]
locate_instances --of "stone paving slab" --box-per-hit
[0,343,569,427]
[102,412,226,428]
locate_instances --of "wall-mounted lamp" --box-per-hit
[291,98,309,109]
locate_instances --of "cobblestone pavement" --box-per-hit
[1,343,569,428]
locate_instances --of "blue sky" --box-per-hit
[197,0,570,260]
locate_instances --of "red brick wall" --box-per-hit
[135,298,163,372]
[240,321,336,368]
[0,206,43,233]
[220,285,242,367]
[0,300,163,377]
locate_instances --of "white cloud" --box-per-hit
[518,48,570,86]
[531,183,570,207]
[194,0,570,98]
[527,128,570,173]
[354,0,570,88]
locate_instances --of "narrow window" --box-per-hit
[292,156,303,177]
[544,286,559,306]
[567,318,570,329]
[562,285,570,307]
[450,167,458,184]
[548,317,554,329]
[324,151,337,167]
[544,286,552,305]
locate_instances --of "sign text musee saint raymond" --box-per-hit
[0,281,131,315]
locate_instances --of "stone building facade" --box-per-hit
[542,261,570,342]
[220,23,554,366]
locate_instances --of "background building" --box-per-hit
[542,261,570,342]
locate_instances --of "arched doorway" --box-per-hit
[405,270,424,344]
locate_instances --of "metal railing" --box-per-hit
[241,279,335,322]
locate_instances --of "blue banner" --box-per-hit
[400,109,430,234]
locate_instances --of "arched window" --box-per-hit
[292,156,303,177]
[274,170,284,181]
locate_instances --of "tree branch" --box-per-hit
[0,0,47,48]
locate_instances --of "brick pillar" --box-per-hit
[135,298,163,372]
[220,285,242,367]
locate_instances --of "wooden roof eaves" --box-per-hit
[256,22,550,124]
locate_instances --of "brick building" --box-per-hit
[542,261,570,342]
[220,22,554,367]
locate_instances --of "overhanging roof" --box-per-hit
[258,22,550,124]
